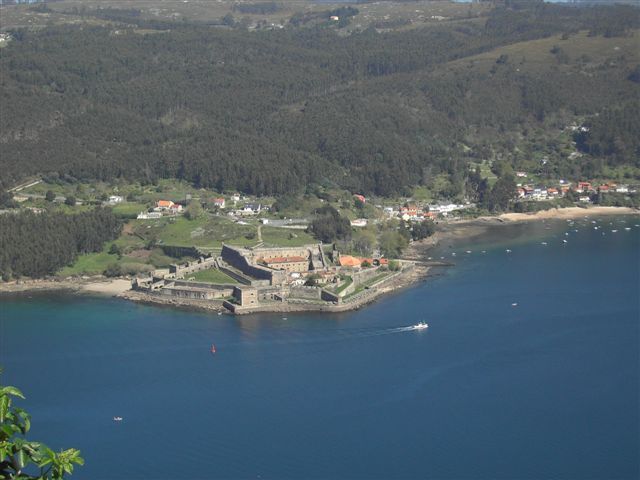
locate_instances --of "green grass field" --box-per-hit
[58,250,119,276]
[111,202,149,218]
[191,269,238,284]
[261,227,315,247]
[135,216,258,248]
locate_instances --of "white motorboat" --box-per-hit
[411,322,429,331]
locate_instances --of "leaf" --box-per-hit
[0,386,25,400]
[16,448,26,469]
[0,395,8,423]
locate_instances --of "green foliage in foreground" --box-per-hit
[0,379,83,479]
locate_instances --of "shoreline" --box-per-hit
[117,262,433,315]
[0,277,132,296]
[2,206,637,314]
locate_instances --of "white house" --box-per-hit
[108,195,123,204]
[137,211,162,220]
[350,219,368,227]
[242,203,261,214]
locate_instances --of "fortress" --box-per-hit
[133,243,407,314]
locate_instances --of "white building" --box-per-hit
[108,195,123,204]
[137,211,162,220]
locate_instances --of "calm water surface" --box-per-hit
[1,217,638,479]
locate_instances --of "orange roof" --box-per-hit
[339,255,361,267]
[378,258,389,265]
[157,200,173,207]
[263,256,307,264]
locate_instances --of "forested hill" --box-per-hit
[0,3,638,196]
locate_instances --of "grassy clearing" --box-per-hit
[191,269,238,284]
[111,202,148,218]
[58,251,118,276]
[333,276,352,294]
[136,215,258,248]
[448,30,639,75]
[261,227,315,247]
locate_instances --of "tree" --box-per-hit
[309,206,351,243]
[379,231,408,258]
[45,191,56,202]
[184,202,203,221]
[0,378,84,479]
[108,243,122,258]
[483,175,517,212]
[388,260,401,272]
[222,14,235,27]
[103,263,123,277]
[64,196,76,207]
[411,221,435,241]
[0,190,17,209]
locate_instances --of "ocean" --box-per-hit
[1,216,638,479]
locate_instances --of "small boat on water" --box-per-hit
[113,417,123,422]
[541,242,547,246]
[512,303,518,307]
[505,249,512,253]
[411,322,429,331]
[563,239,568,243]
[210,344,217,354]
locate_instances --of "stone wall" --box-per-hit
[156,281,234,300]
[221,244,287,285]
[169,256,217,278]
[351,266,383,286]
[289,286,322,300]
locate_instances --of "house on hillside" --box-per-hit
[575,182,593,193]
[156,200,175,211]
[108,195,123,205]
[242,203,261,215]
[213,197,226,208]
[353,194,366,204]
[351,219,368,227]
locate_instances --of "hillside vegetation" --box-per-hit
[0,2,638,197]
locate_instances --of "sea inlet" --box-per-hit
[1,217,638,479]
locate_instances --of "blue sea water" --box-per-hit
[1,217,638,480]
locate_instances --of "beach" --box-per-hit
[0,277,132,296]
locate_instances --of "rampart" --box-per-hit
[221,244,287,285]
[169,256,217,279]
[289,286,322,300]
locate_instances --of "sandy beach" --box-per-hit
[405,205,639,259]
[493,206,639,222]
[0,277,132,296]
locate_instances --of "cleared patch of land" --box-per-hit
[190,269,238,284]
